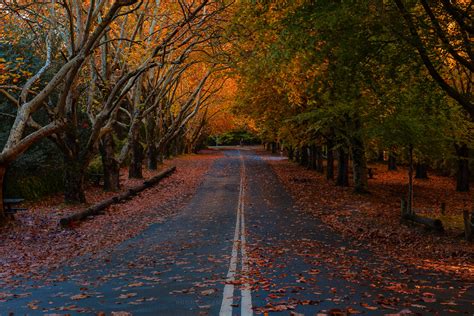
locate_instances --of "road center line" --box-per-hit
[240,154,253,316]
[220,152,253,316]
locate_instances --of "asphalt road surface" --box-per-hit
[1,148,473,315]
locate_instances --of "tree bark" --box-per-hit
[327,149,334,180]
[64,155,86,203]
[336,147,349,187]
[0,166,6,223]
[129,125,144,179]
[408,145,414,214]
[351,138,369,193]
[316,145,324,173]
[301,145,309,167]
[271,141,277,154]
[147,143,158,170]
[288,146,294,161]
[415,163,429,179]
[145,116,158,170]
[455,144,470,192]
[309,145,317,170]
[100,134,120,192]
[388,151,397,171]
[295,147,301,164]
[377,149,384,162]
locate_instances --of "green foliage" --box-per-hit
[87,156,104,174]
[3,138,64,199]
[5,170,63,200]
[230,0,473,175]
[209,130,260,146]
[0,40,65,200]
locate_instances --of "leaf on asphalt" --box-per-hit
[27,300,40,310]
[118,293,138,299]
[361,303,378,310]
[127,282,144,287]
[200,288,216,296]
[70,293,90,300]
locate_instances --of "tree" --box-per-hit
[0,0,139,219]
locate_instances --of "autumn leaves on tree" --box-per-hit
[0,0,230,221]
[0,1,472,227]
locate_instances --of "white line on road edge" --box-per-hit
[219,153,253,316]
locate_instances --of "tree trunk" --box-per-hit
[336,147,349,187]
[388,151,397,171]
[64,155,86,203]
[146,116,158,170]
[377,149,384,162]
[129,126,144,179]
[147,144,158,170]
[408,145,414,215]
[271,142,277,154]
[0,166,6,223]
[295,148,301,164]
[100,134,120,192]
[415,163,428,179]
[288,146,294,161]
[326,140,334,180]
[310,145,317,170]
[351,138,369,193]
[456,144,469,192]
[316,146,324,173]
[301,145,309,167]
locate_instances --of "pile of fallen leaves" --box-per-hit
[0,150,221,285]
[263,151,474,280]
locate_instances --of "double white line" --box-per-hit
[219,154,253,316]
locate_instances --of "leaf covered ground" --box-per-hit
[263,151,474,280]
[0,150,221,288]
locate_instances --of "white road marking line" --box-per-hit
[220,152,253,316]
[219,187,241,316]
[240,155,253,315]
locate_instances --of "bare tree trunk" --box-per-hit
[408,145,414,214]
[146,116,158,170]
[288,145,294,161]
[309,145,317,170]
[415,163,429,179]
[351,137,369,193]
[100,134,120,192]
[129,125,144,179]
[455,143,470,192]
[147,144,158,170]
[336,147,349,187]
[0,166,6,223]
[326,140,334,180]
[316,145,324,173]
[301,145,309,167]
[64,154,86,203]
[271,142,277,154]
[388,151,397,171]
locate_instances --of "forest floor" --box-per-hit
[264,149,474,281]
[0,149,222,285]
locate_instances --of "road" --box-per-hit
[1,148,473,315]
